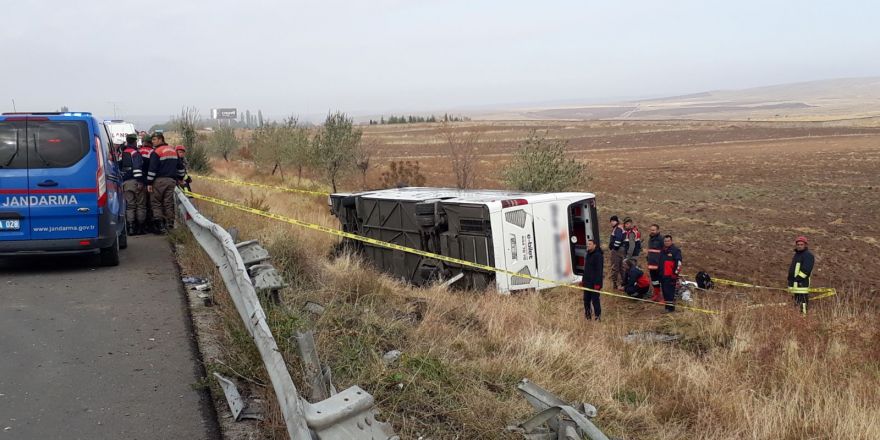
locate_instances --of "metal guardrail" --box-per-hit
[175,188,396,440]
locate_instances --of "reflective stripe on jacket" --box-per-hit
[659,245,682,279]
[622,226,642,258]
[646,233,663,270]
[147,143,186,182]
[787,249,814,292]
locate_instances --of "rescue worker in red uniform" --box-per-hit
[120,134,146,235]
[788,236,815,315]
[646,224,664,303]
[623,259,651,298]
[147,133,185,234]
[658,235,682,312]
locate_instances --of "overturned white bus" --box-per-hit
[329,188,600,293]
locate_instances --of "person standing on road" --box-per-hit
[623,258,651,299]
[582,238,603,321]
[120,134,146,236]
[658,235,682,313]
[646,224,664,303]
[788,236,815,315]
[608,215,626,290]
[147,133,185,234]
[176,145,193,192]
[138,138,155,233]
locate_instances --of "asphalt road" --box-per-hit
[0,235,219,440]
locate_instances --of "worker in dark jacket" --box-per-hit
[658,235,682,312]
[147,133,185,234]
[623,259,651,298]
[120,134,146,235]
[582,239,603,321]
[608,215,625,290]
[175,145,193,192]
[646,224,664,302]
[138,139,155,233]
[788,236,815,315]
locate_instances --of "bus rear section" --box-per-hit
[494,194,599,292]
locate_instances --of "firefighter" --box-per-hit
[176,145,193,192]
[658,235,682,313]
[582,238,603,321]
[646,224,664,303]
[147,133,185,234]
[788,236,814,315]
[120,134,146,235]
[608,215,626,290]
[622,259,651,298]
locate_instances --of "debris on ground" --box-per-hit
[382,350,403,366]
[623,331,681,344]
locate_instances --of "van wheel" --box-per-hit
[119,222,128,250]
[100,236,120,267]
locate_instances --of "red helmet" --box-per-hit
[795,236,808,244]
[175,145,187,152]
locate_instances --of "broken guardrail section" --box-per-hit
[508,379,610,440]
[175,188,397,440]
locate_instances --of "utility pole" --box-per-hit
[11,99,16,112]
[107,101,120,119]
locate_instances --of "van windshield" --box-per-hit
[0,121,27,169]
[28,120,90,169]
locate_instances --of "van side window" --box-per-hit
[0,121,28,169]
[27,121,89,169]
[99,122,118,162]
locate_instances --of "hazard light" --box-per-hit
[501,199,528,208]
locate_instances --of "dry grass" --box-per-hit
[175,162,880,439]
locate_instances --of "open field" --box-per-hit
[180,120,880,439]
[362,120,880,293]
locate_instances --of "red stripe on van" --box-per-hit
[0,188,95,195]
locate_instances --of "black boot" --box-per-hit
[153,219,167,235]
[127,222,136,236]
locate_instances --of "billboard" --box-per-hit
[211,108,238,120]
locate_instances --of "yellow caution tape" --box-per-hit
[184,190,720,315]
[709,276,836,298]
[191,174,330,197]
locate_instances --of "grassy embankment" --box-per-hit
[175,160,879,440]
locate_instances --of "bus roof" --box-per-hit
[336,187,595,204]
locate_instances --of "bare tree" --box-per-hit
[175,106,210,172]
[355,138,376,189]
[380,160,426,188]
[441,121,480,189]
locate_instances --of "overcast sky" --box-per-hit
[1,0,877,121]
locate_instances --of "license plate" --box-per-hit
[0,219,20,231]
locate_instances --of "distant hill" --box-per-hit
[476,77,880,121]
